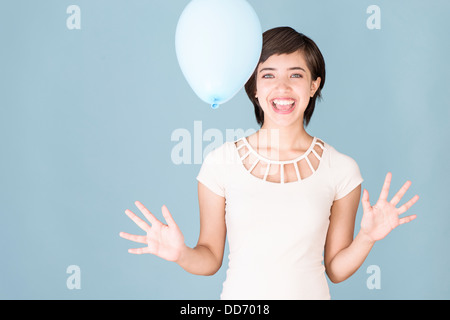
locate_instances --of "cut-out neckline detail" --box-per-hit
[234,136,326,184]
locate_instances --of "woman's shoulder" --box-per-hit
[202,140,237,165]
[322,140,360,170]
[321,139,363,199]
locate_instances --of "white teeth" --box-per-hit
[272,99,295,111]
[273,99,295,106]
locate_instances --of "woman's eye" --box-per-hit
[262,74,274,79]
[291,74,303,78]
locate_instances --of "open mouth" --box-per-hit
[271,98,296,113]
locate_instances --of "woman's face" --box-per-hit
[255,50,321,128]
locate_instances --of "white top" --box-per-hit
[196,136,363,300]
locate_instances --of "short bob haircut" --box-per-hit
[245,27,326,127]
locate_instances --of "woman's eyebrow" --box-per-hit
[259,67,306,73]
[289,67,306,72]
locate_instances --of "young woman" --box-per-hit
[119,27,419,299]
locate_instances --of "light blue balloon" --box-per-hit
[175,0,262,109]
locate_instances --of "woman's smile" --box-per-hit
[271,97,296,114]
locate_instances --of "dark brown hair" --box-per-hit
[245,27,326,127]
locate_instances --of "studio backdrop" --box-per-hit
[0,0,449,299]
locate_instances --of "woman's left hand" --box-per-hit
[360,172,419,242]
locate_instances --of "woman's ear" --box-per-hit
[310,77,321,97]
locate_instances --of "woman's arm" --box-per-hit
[176,181,226,275]
[324,185,367,283]
[119,181,226,276]
[324,172,419,283]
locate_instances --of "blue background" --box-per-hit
[1,0,449,299]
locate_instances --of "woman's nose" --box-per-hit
[274,77,291,91]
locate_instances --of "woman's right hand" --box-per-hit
[119,201,185,262]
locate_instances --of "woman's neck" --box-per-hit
[257,122,313,153]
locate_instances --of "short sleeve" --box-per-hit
[196,145,226,198]
[331,149,364,201]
